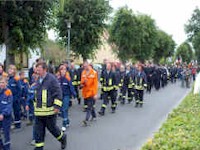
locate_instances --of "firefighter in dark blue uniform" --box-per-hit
[0,77,13,150]
[99,63,117,115]
[7,65,22,129]
[144,64,154,93]
[34,62,66,150]
[118,65,126,102]
[70,63,80,105]
[134,64,147,107]
[120,64,134,104]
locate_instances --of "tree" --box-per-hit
[56,0,111,60]
[0,1,54,68]
[153,30,176,63]
[185,7,200,63]
[176,42,193,63]
[109,6,157,62]
[109,6,138,62]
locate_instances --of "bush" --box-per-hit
[142,93,200,150]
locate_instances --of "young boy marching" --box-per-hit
[0,77,13,150]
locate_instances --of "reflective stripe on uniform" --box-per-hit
[57,131,63,140]
[54,99,62,107]
[102,104,107,108]
[35,142,44,147]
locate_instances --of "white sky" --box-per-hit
[109,0,200,45]
[48,0,200,45]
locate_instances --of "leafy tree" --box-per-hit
[153,30,176,63]
[176,42,193,63]
[109,6,157,62]
[0,1,55,68]
[185,7,200,63]
[56,0,111,60]
[109,6,138,61]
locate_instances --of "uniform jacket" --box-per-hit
[70,69,79,86]
[100,70,117,92]
[58,73,76,97]
[8,75,22,100]
[20,79,29,99]
[0,88,13,117]
[34,73,63,116]
[134,71,147,90]
[81,68,98,99]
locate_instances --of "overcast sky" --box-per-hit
[48,0,200,45]
[109,0,200,45]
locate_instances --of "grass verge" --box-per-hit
[142,92,200,150]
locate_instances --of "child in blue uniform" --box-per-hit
[19,71,29,119]
[0,77,13,150]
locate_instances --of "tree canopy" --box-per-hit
[175,42,193,63]
[153,30,176,63]
[0,0,54,67]
[109,6,171,63]
[56,0,111,60]
[185,7,200,63]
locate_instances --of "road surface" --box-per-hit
[11,81,190,150]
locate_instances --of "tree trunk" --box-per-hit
[2,5,15,71]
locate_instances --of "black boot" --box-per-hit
[98,109,105,116]
[60,134,67,149]
[78,98,81,105]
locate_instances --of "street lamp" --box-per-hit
[65,19,71,62]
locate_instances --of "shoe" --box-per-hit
[111,109,115,113]
[61,134,67,149]
[98,111,104,116]
[135,103,139,107]
[82,120,88,126]
[78,98,81,105]
[30,140,35,146]
[62,127,66,132]
[66,123,70,128]
[90,117,97,121]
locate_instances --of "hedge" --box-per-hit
[142,92,200,150]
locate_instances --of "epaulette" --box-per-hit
[23,79,28,83]
[14,76,20,81]
[65,73,71,81]
[4,89,12,96]
[2,72,8,77]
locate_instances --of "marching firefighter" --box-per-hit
[99,62,117,115]
[58,64,76,131]
[81,60,98,126]
[7,65,22,129]
[34,62,66,150]
[134,64,147,107]
[0,77,13,150]
[118,65,126,102]
[70,62,81,105]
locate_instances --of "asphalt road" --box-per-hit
[11,81,190,150]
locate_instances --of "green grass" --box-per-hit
[142,92,200,150]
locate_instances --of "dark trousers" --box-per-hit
[135,89,144,104]
[101,90,116,111]
[74,86,81,104]
[13,99,21,128]
[120,87,133,103]
[34,115,64,150]
[85,98,96,121]
[0,116,12,150]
